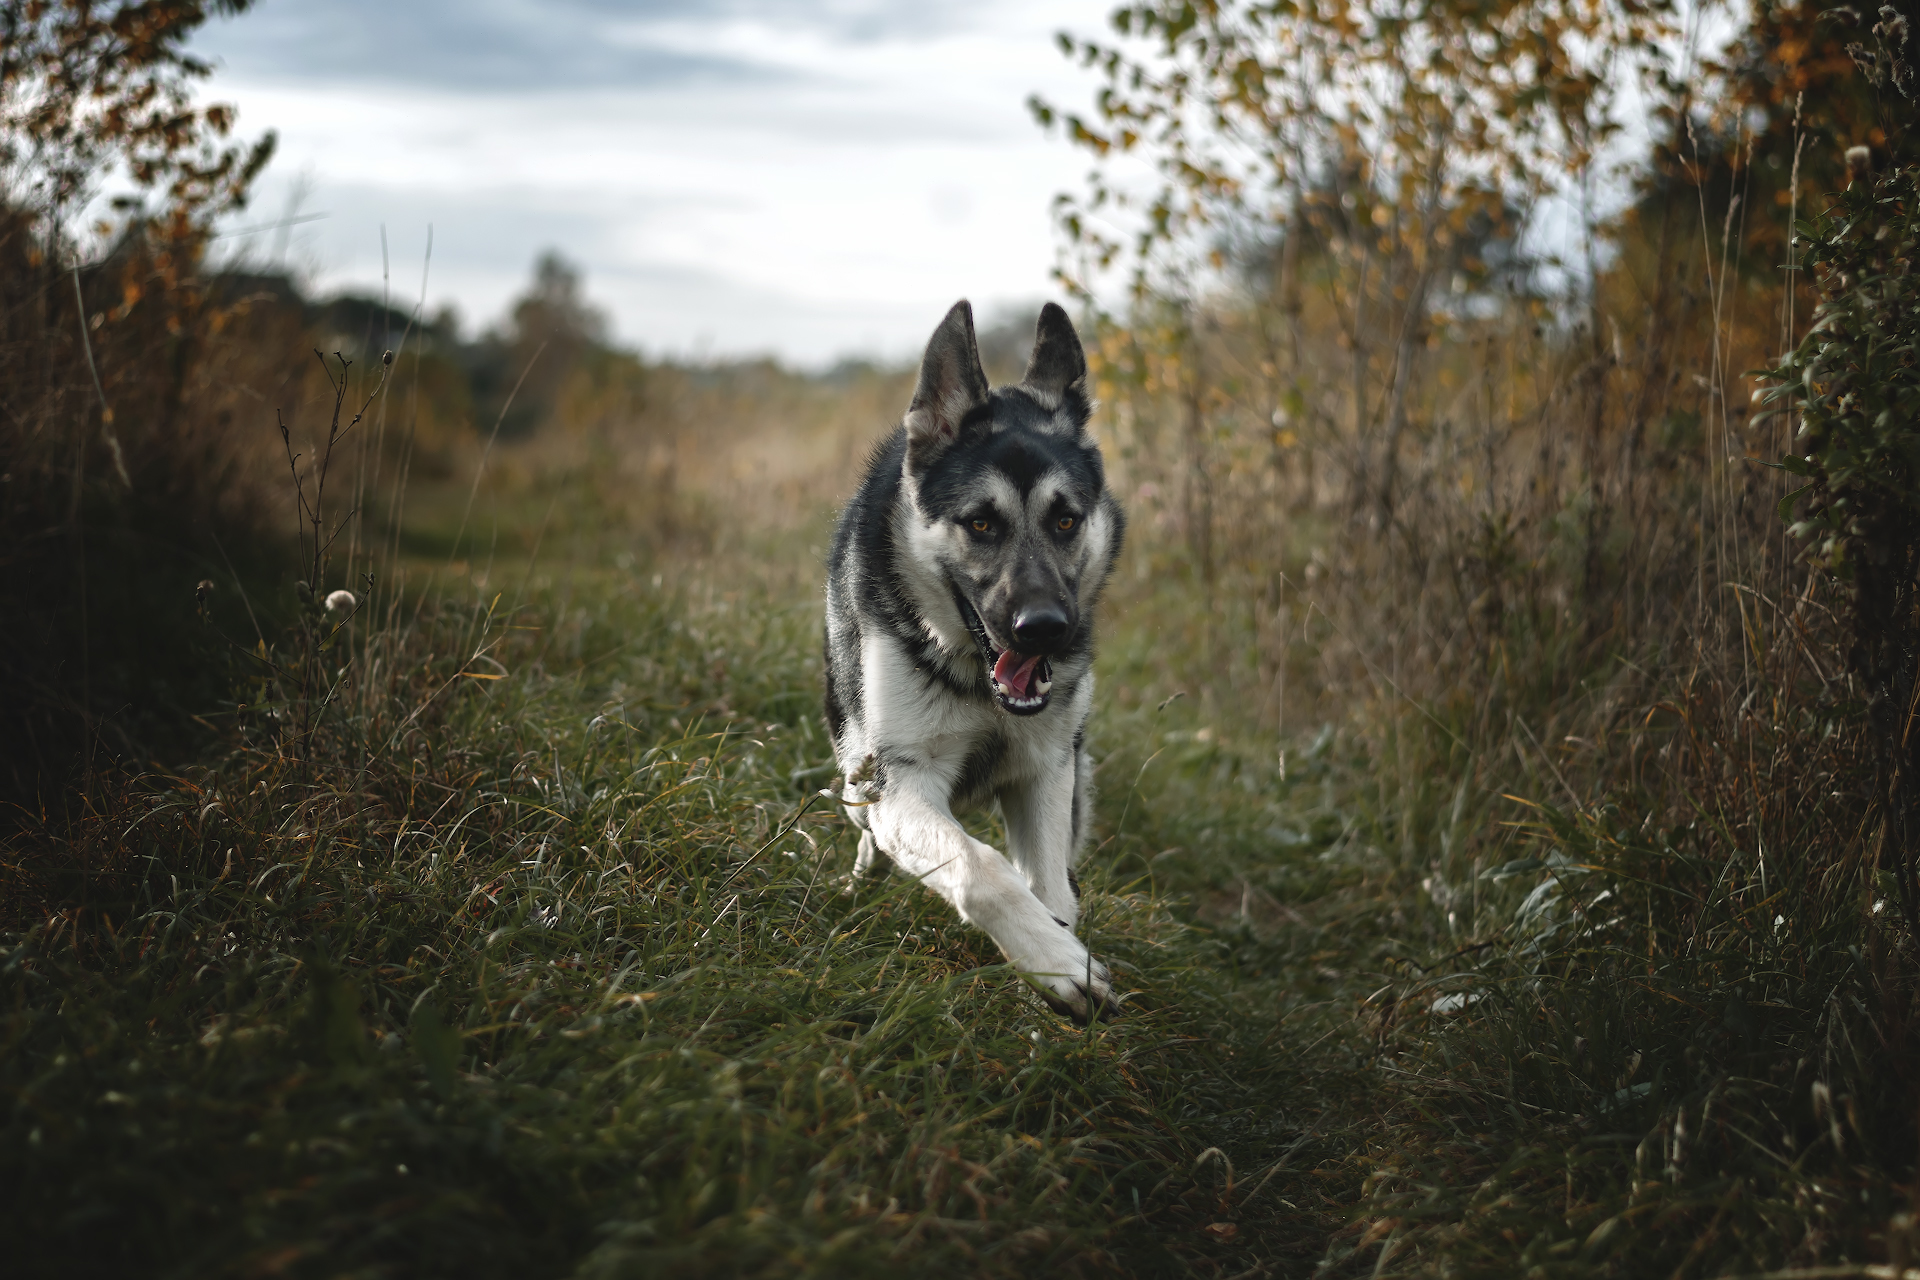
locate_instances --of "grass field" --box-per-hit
[2,400,1911,1277]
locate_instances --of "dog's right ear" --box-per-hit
[904,300,990,469]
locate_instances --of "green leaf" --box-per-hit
[1777,483,1813,523]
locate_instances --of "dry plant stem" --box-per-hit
[274,352,393,767]
[449,339,549,572]
[68,264,127,492]
[347,226,393,592]
[1374,134,1446,525]
[384,227,434,577]
[1782,94,1807,606]
[1181,312,1213,587]
[347,235,432,730]
[1347,203,1374,512]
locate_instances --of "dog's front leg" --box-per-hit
[869,776,1113,1022]
[998,763,1081,930]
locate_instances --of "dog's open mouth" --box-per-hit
[991,649,1053,715]
[950,582,1055,715]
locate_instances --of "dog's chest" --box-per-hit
[919,715,1064,810]
[854,631,1076,807]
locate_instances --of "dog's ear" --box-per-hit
[904,300,990,467]
[1021,302,1087,410]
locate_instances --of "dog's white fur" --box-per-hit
[838,526,1110,1015]
[840,629,1113,1013]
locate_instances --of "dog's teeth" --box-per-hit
[1035,678,1052,695]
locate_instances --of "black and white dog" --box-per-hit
[823,300,1125,1022]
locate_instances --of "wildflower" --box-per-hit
[324,589,357,613]
[1846,146,1873,183]
[1878,4,1910,53]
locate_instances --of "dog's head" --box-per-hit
[901,300,1123,716]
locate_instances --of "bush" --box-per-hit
[1769,158,1920,939]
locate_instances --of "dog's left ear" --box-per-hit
[1021,302,1088,412]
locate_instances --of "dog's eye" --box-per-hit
[970,518,992,534]
[1056,515,1077,532]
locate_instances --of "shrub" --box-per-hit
[1769,157,1920,938]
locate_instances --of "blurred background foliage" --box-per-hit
[5,0,1920,1276]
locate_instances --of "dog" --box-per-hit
[823,299,1125,1022]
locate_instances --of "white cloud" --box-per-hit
[192,0,1114,365]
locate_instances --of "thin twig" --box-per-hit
[721,789,826,889]
[70,263,128,489]
[449,340,549,569]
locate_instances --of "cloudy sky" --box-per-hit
[189,0,1116,366]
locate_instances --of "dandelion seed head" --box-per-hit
[324,589,357,613]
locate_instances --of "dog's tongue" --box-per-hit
[993,650,1046,699]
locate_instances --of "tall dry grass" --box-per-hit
[0,210,315,807]
[1039,101,1920,1276]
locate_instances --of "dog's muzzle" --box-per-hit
[949,583,1054,715]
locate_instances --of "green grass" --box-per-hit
[3,487,1914,1276]
[1077,559,1916,1275]
[1,565,1255,1277]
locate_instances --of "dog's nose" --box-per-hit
[1012,604,1070,651]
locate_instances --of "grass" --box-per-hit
[2,560,1259,1277]
[3,378,1915,1278]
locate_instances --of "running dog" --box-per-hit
[823,300,1125,1022]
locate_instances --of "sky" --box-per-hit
[188,0,1118,367]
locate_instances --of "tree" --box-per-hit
[1033,0,1685,517]
[1,1,274,241]
[469,251,612,440]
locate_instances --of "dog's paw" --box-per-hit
[1025,952,1119,1025]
